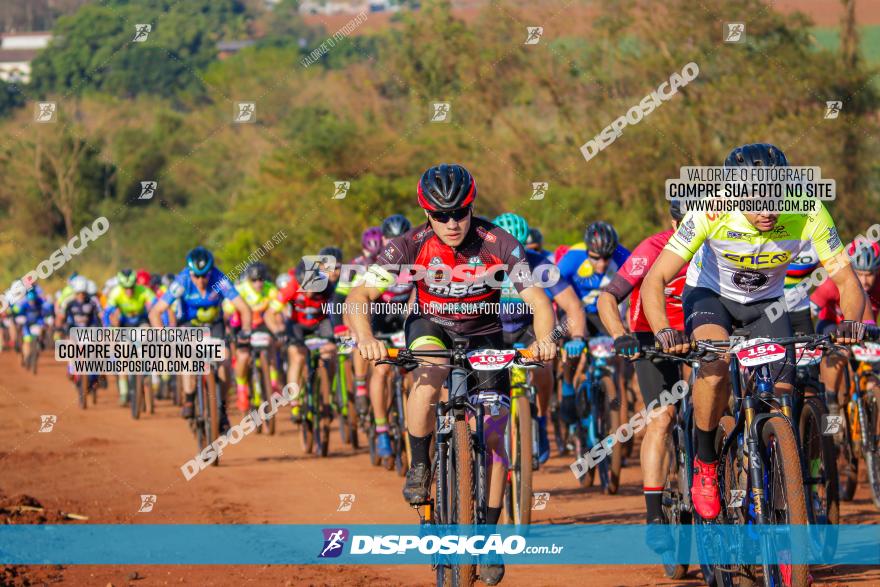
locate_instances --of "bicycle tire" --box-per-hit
[799,396,839,559]
[29,341,38,374]
[195,378,207,454]
[77,375,88,410]
[510,394,533,526]
[302,366,316,454]
[206,372,220,467]
[89,376,97,405]
[145,375,155,415]
[316,358,331,458]
[661,431,689,580]
[398,375,410,476]
[450,419,475,586]
[862,389,880,510]
[130,375,141,420]
[761,417,810,587]
[601,376,622,495]
[709,415,740,587]
[258,350,276,435]
[837,405,859,501]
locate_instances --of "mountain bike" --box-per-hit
[503,343,539,526]
[333,335,358,449]
[301,336,334,458]
[73,372,97,410]
[246,330,276,434]
[192,336,225,467]
[21,323,41,374]
[637,346,727,585]
[570,336,625,493]
[375,331,410,474]
[378,340,541,587]
[847,342,880,510]
[706,333,845,587]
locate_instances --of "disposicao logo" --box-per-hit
[319,528,349,558]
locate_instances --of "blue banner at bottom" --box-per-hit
[0,524,877,565]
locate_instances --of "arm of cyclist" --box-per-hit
[643,249,690,354]
[552,286,587,358]
[346,279,386,361]
[519,286,557,361]
[148,298,169,328]
[824,250,867,343]
[598,279,639,358]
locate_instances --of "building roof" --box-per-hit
[0,49,40,63]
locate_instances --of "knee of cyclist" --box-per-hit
[698,360,729,384]
[646,405,674,432]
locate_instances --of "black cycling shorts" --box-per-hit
[633,331,681,407]
[372,311,405,336]
[287,318,333,347]
[502,324,535,348]
[404,315,510,408]
[683,286,794,384]
[789,308,815,336]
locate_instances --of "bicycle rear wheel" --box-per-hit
[508,394,533,526]
[837,404,859,501]
[130,375,142,420]
[661,431,689,580]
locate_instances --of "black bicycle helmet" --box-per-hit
[584,221,619,257]
[724,143,789,167]
[186,246,214,276]
[318,246,344,263]
[669,200,685,221]
[417,164,477,211]
[381,214,412,238]
[246,262,269,281]
[525,227,543,247]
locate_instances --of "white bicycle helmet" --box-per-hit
[71,276,89,294]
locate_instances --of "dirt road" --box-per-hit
[1,352,877,586]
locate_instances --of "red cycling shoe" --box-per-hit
[692,458,721,520]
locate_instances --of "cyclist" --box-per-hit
[785,243,819,335]
[642,143,868,520]
[494,212,586,464]
[348,164,557,586]
[63,276,103,390]
[13,288,49,367]
[336,227,385,419]
[265,259,338,422]
[225,262,284,413]
[106,269,157,405]
[525,227,553,262]
[368,214,415,462]
[598,201,689,540]
[556,221,631,426]
[811,238,880,407]
[148,247,253,429]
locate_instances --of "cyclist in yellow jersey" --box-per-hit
[106,269,156,405]
[225,263,285,412]
[642,143,868,521]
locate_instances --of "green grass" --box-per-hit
[810,25,880,65]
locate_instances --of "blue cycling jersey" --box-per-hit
[13,298,47,325]
[557,243,630,313]
[160,267,239,325]
[500,249,568,332]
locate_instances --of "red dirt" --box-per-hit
[0,351,877,586]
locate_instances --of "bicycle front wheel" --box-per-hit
[508,394,533,526]
[445,419,475,586]
[799,396,839,559]
[762,418,810,587]
[862,389,880,510]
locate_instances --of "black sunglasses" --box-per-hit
[588,253,611,262]
[428,206,471,224]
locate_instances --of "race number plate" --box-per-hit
[589,336,615,359]
[249,331,272,348]
[852,342,880,363]
[735,341,787,367]
[390,331,407,349]
[466,349,517,371]
[794,343,823,367]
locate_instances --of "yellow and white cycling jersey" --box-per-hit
[665,205,843,304]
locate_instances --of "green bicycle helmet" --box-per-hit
[117,268,137,289]
[492,213,529,245]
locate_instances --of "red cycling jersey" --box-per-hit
[604,229,688,332]
[371,218,532,336]
[276,272,333,328]
[810,276,880,324]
